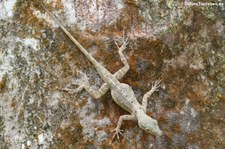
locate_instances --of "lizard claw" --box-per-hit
[150,79,162,92]
[120,39,129,52]
[112,127,123,140]
[114,35,129,53]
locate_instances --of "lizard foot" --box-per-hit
[114,35,129,53]
[115,40,129,52]
[150,79,162,93]
[112,127,123,140]
[73,85,85,96]
[61,84,85,96]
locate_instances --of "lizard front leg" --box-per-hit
[142,79,161,112]
[114,38,130,79]
[112,115,135,140]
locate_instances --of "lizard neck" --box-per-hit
[135,108,147,120]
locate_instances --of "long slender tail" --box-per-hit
[41,3,99,66]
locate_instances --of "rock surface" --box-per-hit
[0,0,224,148]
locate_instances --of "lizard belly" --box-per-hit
[110,83,141,114]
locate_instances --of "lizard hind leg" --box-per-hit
[63,71,109,99]
[63,82,109,99]
[113,37,130,79]
[75,83,109,99]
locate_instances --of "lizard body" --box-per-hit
[42,4,162,139]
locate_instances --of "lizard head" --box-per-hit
[137,111,162,136]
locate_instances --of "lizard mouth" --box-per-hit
[156,130,163,136]
[147,128,162,136]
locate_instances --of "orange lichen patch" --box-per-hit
[158,114,168,125]
[13,0,64,40]
[53,115,84,148]
[46,0,64,11]
[186,132,201,144]
[171,123,182,133]
[111,139,129,149]
[66,33,123,73]
[167,77,186,98]
[124,0,138,5]
[121,38,171,89]
[15,1,41,27]
[187,81,210,106]
[199,131,219,148]
[102,2,141,33]
[14,1,37,25]
[58,43,69,54]
[60,94,87,110]
[217,94,225,101]
[55,31,102,68]
[0,79,5,91]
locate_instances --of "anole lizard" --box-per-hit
[42,3,162,140]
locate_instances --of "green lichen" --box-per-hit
[166,0,174,9]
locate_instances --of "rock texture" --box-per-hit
[0,0,224,148]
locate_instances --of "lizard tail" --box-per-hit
[41,3,99,67]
